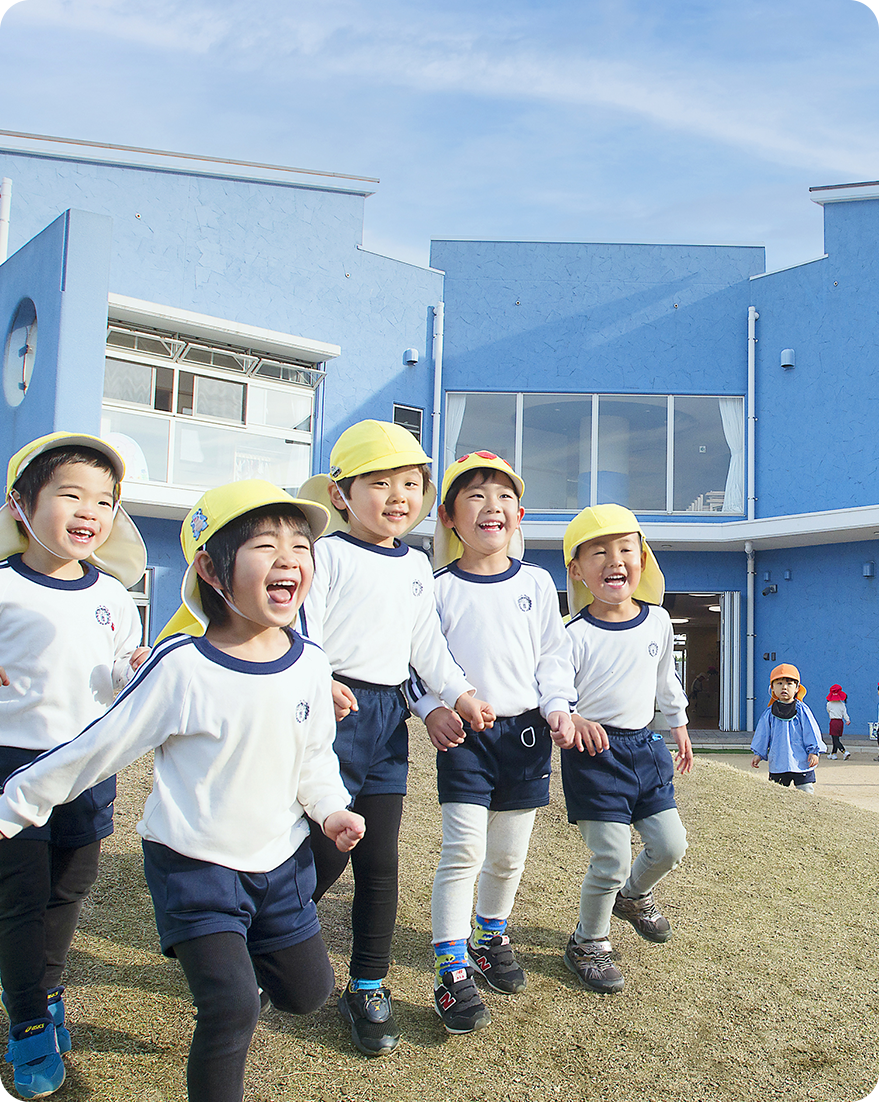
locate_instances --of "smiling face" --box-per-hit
[772,677,799,704]
[330,465,426,546]
[440,471,523,570]
[196,516,314,632]
[568,530,646,620]
[14,461,116,576]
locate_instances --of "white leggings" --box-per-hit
[431,802,538,944]
[575,808,688,942]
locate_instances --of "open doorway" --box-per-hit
[662,592,722,730]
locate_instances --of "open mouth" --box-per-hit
[478,521,504,532]
[603,572,627,588]
[267,580,297,605]
[68,527,96,543]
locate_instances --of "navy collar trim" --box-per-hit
[332,532,408,558]
[572,600,649,632]
[8,553,99,591]
[448,559,521,584]
[193,628,305,674]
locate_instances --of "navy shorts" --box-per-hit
[769,770,816,786]
[0,744,115,847]
[332,678,409,798]
[437,709,552,812]
[560,726,677,825]
[142,837,321,957]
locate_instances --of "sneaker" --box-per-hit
[5,1017,65,1098]
[829,753,837,760]
[844,751,851,760]
[338,985,401,1057]
[612,890,673,943]
[467,935,526,994]
[433,967,491,1034]
[563,935,625,993]
[45,988,71,1055]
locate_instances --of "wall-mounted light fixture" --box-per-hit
[402,348,419,366]
[781,348,795,370]
[762,584,778,596]
[784,570,792,581]
[864,562,875,579]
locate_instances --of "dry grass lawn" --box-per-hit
[3,720,878,1102]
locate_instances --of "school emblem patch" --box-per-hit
[190,509,209,541]
[517,595,532,612]
[295,701,310,723]
[648,642,659,657]
[412,579,424,596]
[95,605,112,626]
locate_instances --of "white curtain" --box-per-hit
[719,398,745,513]
[444,393,467,475]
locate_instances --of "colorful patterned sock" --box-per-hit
[434,938,468,980]
[472,915,507,946]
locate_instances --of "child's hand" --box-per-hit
[807,753,819,768]
[0,666,9,687]
[671,726,693,774]
[751,754,762,769]
[332,680,359,722]
[455,692,495,732]
[425,706,466,751]
[129,647,151,672]
[323,809,366,852]
[571,714,609,755]
[547,710,576,749]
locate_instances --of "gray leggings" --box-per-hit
[575,808,688,941]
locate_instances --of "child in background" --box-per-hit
[0,431,148,1099]
[751,664,825,792]
[560,504,692,995]
[300,421,493,1057]
[408,452,576,1034]
[1,481,364,1102]
[825,684,851,760]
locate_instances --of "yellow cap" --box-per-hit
[0,431,146,588]
[563,503,664,616]
[769,663,806,702]
[157,479,330,640]
[434,451,525,569]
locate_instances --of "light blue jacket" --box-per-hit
[751,701,826,773]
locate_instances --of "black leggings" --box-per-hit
[0,837,100,1023]
[173,930,334,1102]
[308,792,403,980]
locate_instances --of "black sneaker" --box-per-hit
[611,890,672,943]
[467,935,526,994]
[338,985,401,1057]
[433,967,491,1034]
[563,935,625,993]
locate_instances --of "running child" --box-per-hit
[560,504,692,994]
[0,431,148,1099]
[751,664,825,792]
[299,420,494,1057]
[0,480,365,1102]
[825,684,851,760]
[408,451,576,1034]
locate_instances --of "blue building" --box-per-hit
[2,135,877,732]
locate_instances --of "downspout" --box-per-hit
[0,178,11,263]
[431,302,444,516]
[745,540,755,732]
[745,305,758,731]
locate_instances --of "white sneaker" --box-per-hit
[844,750,851,760]
[829,753,836,760]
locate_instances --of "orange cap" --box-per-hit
[769,663,806,702]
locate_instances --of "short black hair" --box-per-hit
[442,466,520,520]
[196,504,314,626]
[12,447,119,535]
[331,464,431,522]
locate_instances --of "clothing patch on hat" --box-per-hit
[190,509,209,542]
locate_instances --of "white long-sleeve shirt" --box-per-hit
[408,559,575,720]
[0,555,143,751]
[302,533,472,705]
[0,630,351,873]
[826,700,850,723]
[566,602,688,729]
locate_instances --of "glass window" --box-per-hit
[445,393,516,469]
[597,396,667,511]
[100,409,170,482]
[194,375,245,422]
[103,359,153,407]
[522,394,592,510]
[673,397,744,513]
[247,384,312,432]
[171,422,310,488]
[393,404,423,445]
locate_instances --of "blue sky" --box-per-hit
[1,0,878,271]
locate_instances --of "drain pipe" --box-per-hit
[745,540,755,731]
[0,178,11,263]
[430,302,444,516]
[747,306,758,521]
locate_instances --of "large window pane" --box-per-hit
[597,396,667,511]
[103,359,153,406]
[171,422,310,488]
[194,376,245,422]
[445,393,516,468]
[673,397,743,513]
[247,384,312,431]
[100,408,170,481]
[522,395,592,509]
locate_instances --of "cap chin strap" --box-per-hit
[7,490,120,563]
[333,483,362,525]
[211,587,296,628]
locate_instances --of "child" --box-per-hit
[299,420,494,1057]
[560,504,692,994]
[0,431,148,1099]
[825,684,851,760]
[0,480,365,1102]
[751,664,825,793]
[407,451,576,1034]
